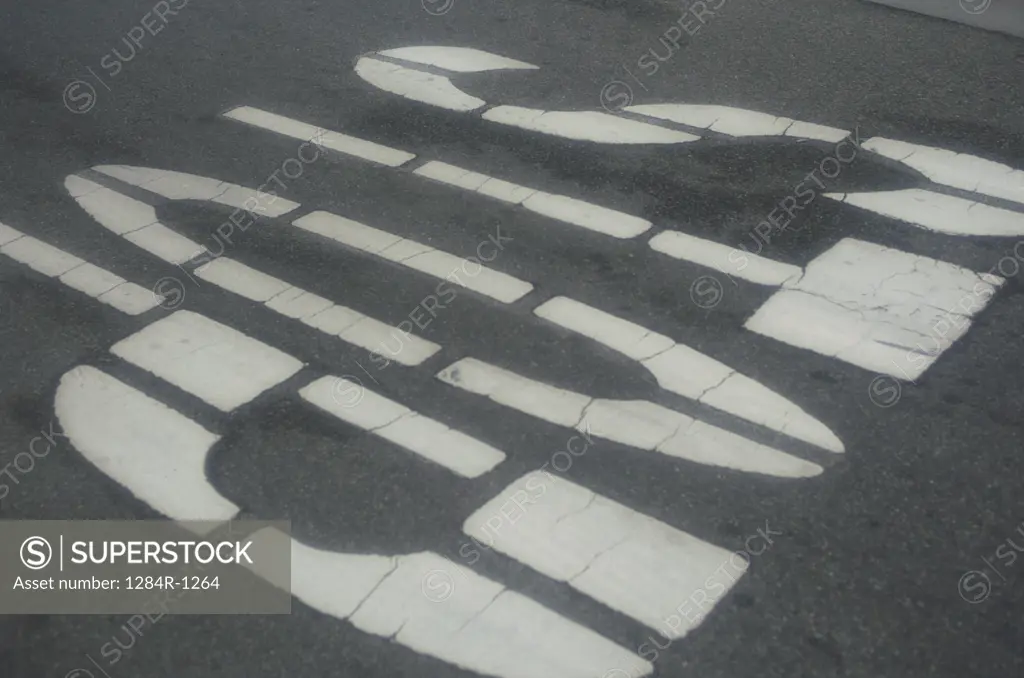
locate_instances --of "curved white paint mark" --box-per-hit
[465,473,746,639]
[355,57,486,112]
[57,365,648,677]
[54,366,237,534]
[648,230,803,286]
[863,137,1024,206]
[534,296,844,453]
[825,189,1024,237]
[483,106,700,144]
[93,165,301,217]
[436,358,823,478]
[379,46,539,72]
[625,104,850,142]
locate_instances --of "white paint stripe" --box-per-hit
[300,375,506,478]
[195,258,438,366]
[54,366,237,534]
[437,358,822,478]
[863,137,1024,206]
[483,106,700,144]
[93,166,301,217]
[348,551,652,678]
[824,189,1024,237]
[535,297,843,453]
[465,473,745,639]
[224,106,416,167]
[648,230,803,286]
[625,104,849,142]
[1,234,85,276]
[415,161,652,239]
[0,227,162,316]
[195,257,294,302]
[378,46,540,72]
[355,57,486,112]
[123,223,205,265]
[65,175,438,362]
[293,211,533,302]
[110,310,305,412]
[746,238,1004,380]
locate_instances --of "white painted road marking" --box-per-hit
[465,472,746,639]
[414,160,653,239]
[746,238,1004,381]
[224,106,416,167]
[483,106,701,144]
[67,172,443,366]
[534,296,844,453]
[437,358,823,478]
[626,104,850,142]
[0,223,162,315]
[862,137,1024,206]
[293,210,534,303]
[824,189,1024,237]
[355,57,487,112]
[94,165,302,217]
[379,46,540,72]
[300,375,506,478]
[648,230,803,286]
[110,310,305,412]
[55,359,650,678]
[54,366,237,534]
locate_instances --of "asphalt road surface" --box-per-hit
[1,1,1023,677]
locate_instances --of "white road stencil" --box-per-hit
[67,171,442,366]
[746,239,1004,381]
[110,310,305,412]
[54,359,649,678]
[648,230,803,286]
[534,296,843,453]
[625,104,849,142]
[0,223,163,315]
[378,46,540,72]
[824,189,1024,237]
[862,137,1024,206]
[482,106,700,144]
[355,57,487,112]
[54,366,237,534]
[300,375,506,478]
[464,473,746,639]
[293,210,533,302]
[436,358,822,478]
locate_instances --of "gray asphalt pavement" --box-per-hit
[1,1,1023,677]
